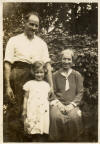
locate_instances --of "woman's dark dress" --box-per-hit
[49,69,84,142]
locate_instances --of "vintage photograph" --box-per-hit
[3,2,98,142]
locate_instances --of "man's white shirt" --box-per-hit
[4,33,50,64]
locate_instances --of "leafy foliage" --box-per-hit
[40,30,98,103]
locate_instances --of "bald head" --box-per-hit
[25,12,39,25]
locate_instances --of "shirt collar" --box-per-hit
[24,33,37,40]
[60,68,72,79]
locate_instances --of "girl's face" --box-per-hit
[34,68,45,81]
[62,53,73,70]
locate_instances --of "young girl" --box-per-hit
[22,61,51,142]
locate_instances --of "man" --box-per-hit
[4,12,53,142]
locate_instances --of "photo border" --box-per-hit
[0,0,99,144]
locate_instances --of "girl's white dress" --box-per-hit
[23,80,50,134]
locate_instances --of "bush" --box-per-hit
[41,30,98,102]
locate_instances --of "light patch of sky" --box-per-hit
[66,17,71,21]
[87,4,92,10]
[77,6,81,13]
[48,26,55,33]
[68,9,71,14]
[48,17,58,33]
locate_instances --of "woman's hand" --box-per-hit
[65,104,74,113]
[50,99,66,114]
[50,99,59,106]
[57,101,66,113]
[48,89,55,101]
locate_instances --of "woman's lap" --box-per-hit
[49,105,83,141]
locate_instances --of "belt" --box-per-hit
[12,61,32,69]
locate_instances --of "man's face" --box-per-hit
[24,14,39,39]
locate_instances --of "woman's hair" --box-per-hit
[61,48,75,62]
[31,61,46,78]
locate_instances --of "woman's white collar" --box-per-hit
[60,69,72,91]
[60,69,72,79]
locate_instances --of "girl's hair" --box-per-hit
[31,61,46,78]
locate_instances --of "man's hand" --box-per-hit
[4,62,15,104]
[22,110,27,121]
[48,87,55,101]
[5,86,15,104]
[24,118,30,133]
[49,87,54,95]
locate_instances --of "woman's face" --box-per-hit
[62,53,73,70]
[34,68,45,81]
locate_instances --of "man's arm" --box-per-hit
[4,61,11,87]
[4,61,15,103]
[45,62,54,93]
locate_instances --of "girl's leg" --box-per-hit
[42,134,49,142]
[23,134,33,142]
[32,134,49,142]
[32,134,39,142]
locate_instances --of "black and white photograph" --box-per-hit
[3,1,98,143]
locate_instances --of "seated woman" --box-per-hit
[49,49,84,142]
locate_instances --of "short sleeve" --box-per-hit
[23,81,31,91]
[42,42,51,63]
[4,38,14,63]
